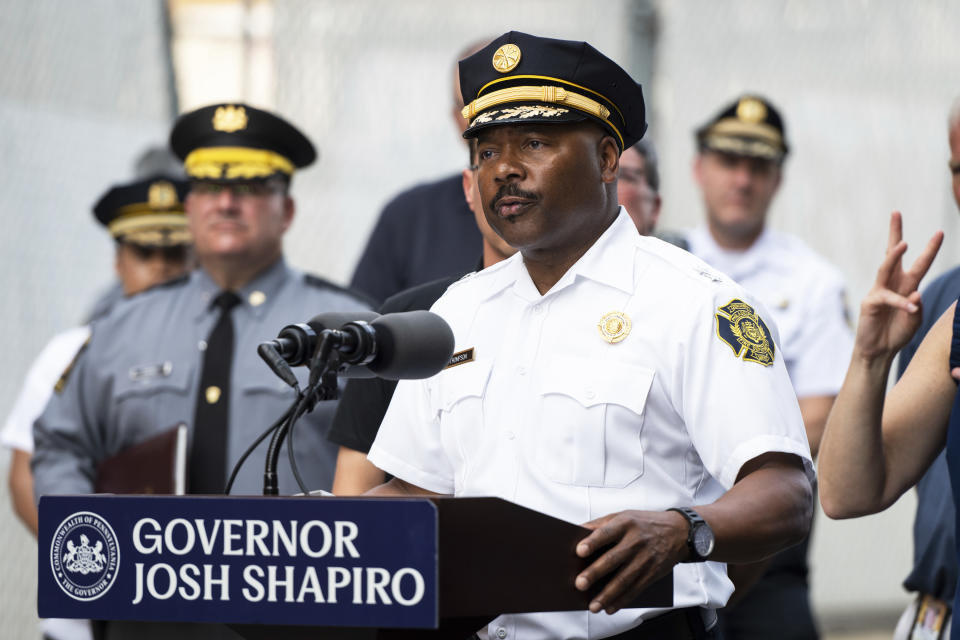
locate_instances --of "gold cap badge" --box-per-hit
[598,311,631,344]
[736,97,767,124]
[212,105,248,132]
[492,44,522,73]
[147,180,178,209]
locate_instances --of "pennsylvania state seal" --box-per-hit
[715,299,775,366]
[50,511,120,601]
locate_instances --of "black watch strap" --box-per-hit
[668,506,713,562]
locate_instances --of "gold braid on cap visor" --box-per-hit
[108,213,189,238]
[184,147,295,180]
[706,118,784,150]
[461,83,624,149]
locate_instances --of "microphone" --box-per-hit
[325,310,456,380]
[265,311,382,366]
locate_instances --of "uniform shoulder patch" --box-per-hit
[54,336,92,393]
[304,274,376,307]
[715,298,775,366]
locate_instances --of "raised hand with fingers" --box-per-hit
[856,212,943,361]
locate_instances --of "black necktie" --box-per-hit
[190,291,242,494]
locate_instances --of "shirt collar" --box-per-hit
[192,257,291,322]
[484,206,638,303]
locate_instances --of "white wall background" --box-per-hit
[3,0,959,635]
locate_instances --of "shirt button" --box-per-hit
[517,366,527,376]
[532,304,542,314]
[496,628,507,639]
[198,340,208,352]
[505,430,515,440]
[585,388,596,400]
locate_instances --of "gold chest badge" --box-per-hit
[598,311,631,343]
[492,44,521,73]
[212,105,248,132]
[715,299,775,366]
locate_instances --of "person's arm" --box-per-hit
[819,212,946,518]
[9,449,38,535]
[573,451,810,614]
[364,477,445,497]
[332,446,386,495]
[798,395,834,457]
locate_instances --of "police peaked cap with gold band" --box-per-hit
[696,95,789,161]
[170,103,316,182]
[93,175,191,247]
[459,31,647,152]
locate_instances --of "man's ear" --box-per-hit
[599,135,619,184]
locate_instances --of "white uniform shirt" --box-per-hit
[2,325,93,640]
[2,326,91,453]
[369,209,813,640]
[687,227,852,398]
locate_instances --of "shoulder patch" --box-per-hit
[304,274,376,307]
[715,299,775,366]
[54,336,91,393]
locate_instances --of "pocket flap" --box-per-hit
[437,358,493,412]
[115,362,191,400]
[538,356,654,416]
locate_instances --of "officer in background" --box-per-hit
[891,97,960,639]
[2,173,191,640]
[618,137,688,249]
[349,41,487,304]
[686,96,853,639]
[33,103,370,508]
[367,31,814,639]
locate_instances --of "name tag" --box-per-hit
[445,348,475,369]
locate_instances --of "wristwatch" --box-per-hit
[668,507,715,562]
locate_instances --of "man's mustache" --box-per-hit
[491,184,538,209]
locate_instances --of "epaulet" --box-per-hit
[54,336,91,394]
[304,274,377,307]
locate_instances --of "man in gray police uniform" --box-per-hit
[33,103,372,637]
[367,31,814,640]
[32,104,371,519]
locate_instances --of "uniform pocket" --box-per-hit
[436,358,493,457]
[534,356,654,487]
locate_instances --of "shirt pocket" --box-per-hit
[534,356,655,488]
[112,364,194,445]
[436,358,493,460]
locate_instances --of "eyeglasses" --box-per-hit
[190,181,285,198]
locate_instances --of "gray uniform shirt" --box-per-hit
[32,258,372,497]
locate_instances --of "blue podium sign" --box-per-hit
[38,496,438,629]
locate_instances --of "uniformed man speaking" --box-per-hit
[367,32,814,639]
[33,103,371,502]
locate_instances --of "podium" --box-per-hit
[39,495,672,638]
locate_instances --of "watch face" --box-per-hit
[692,524,715,559]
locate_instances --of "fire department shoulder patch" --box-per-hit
[715,299,775,366]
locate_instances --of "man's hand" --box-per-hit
[855,212,942,362]
[574,509,688,614]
